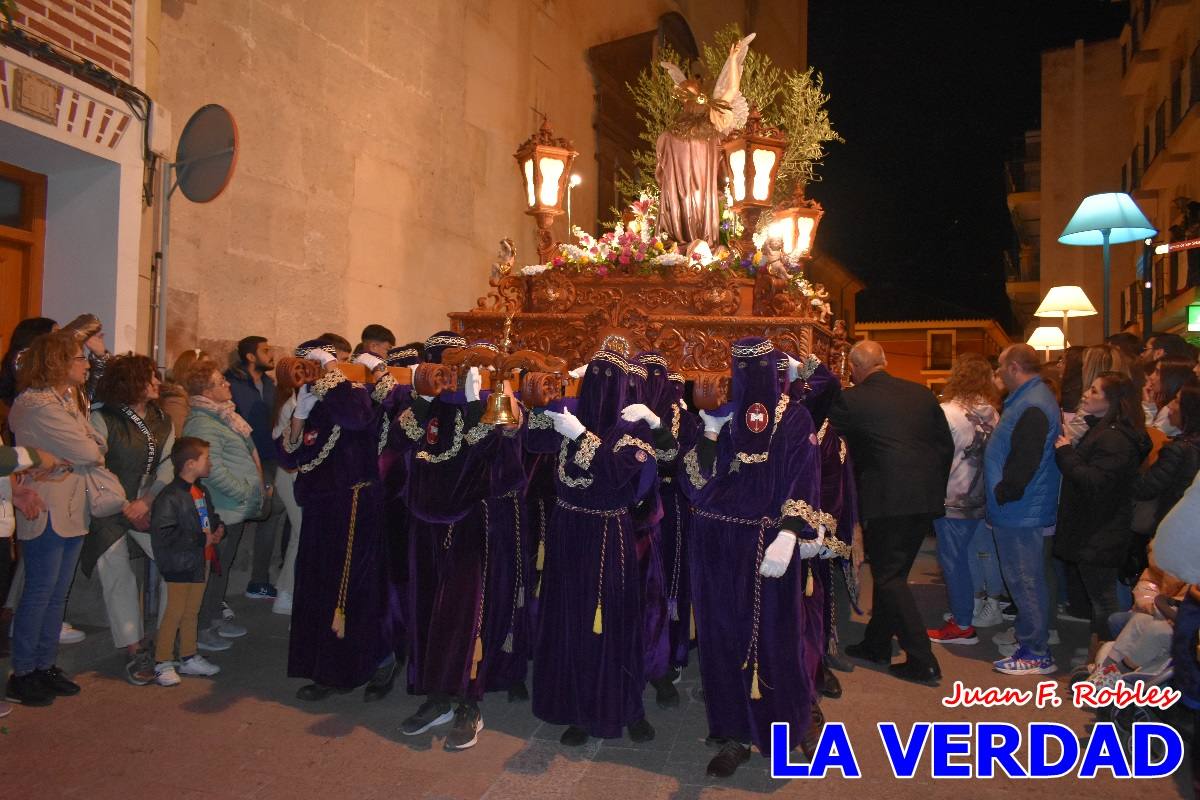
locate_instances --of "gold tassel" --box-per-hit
[502,631,514,653]
[517,585,525,609]
[331,608,346,639]
[470,636,483,679]
[534,574,542,598]
[750,664,762,700]
[592,603,603,635]
[536,540,545,571]
[690,607,697,641]
[805,568,814,597]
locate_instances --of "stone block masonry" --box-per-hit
[10,0,133,80]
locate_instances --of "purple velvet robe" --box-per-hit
[658,403,702,669]
[279,371,394,688]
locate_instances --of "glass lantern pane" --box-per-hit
[751,148,776,201]
[538,157,564,207]
[795,216,816,255]
[523,159,536,208]
[728,149,747,201]
[766,216,794,253]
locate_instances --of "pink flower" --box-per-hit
[553,257,565,267]
[619,254,631,265]
[590,246,599,255]
[596,265,609,277]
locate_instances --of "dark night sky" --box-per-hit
[805,1,1127,330]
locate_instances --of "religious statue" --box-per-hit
[656,34,756,249]
[490,237,516,282]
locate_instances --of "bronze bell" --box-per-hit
[481,390,519,426]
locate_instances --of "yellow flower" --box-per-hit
[752,252,763,266]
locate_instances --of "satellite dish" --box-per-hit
[174,104,238,203]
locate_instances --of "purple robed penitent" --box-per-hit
[681,339,825,755]
[280,371,394,689]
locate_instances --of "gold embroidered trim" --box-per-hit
[416,412,465,463]
[590,350,628,372]
[683,449,708,489]
[822,536,852,559]
[398,408,423,441]
[312,369,346,398]
[614,434,655,460]
[465,423,492,445]
[558,439,594,488]
[377,415,391,455]
[371,373,397,404]
[628,364,648,380]
[667,372,684,384]
[426,334,467,348]
[780,498,837,535]
[732,339,774,358]
[734,394,790,465]
[639,354,668,368]
[298,425,341,473]
[574,431,602,469]
[528,412,554,430]
[816,418,830,444]
[556,497,626,517]
[839,439,847,465]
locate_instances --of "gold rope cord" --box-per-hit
[471,500,490,680]
[331,481,372,639]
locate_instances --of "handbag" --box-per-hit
[82,465,127,517]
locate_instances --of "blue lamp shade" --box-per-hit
[1058,193,1157,246]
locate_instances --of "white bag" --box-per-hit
[0,477,15,539]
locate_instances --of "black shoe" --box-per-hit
[34,666,80,696]
[560,725,589,746]
[6,672,54,707]
[706,740,751,778]
[888,660,941,686]
[296,683,354,702]
[400,699,454,735]
[820,664,842,699]
[628,717,655,743]
[650,676,681,709]
[825,651,854,673]
[801,704,825,761]
[363,662,396,703]
[444,704,483,751]
[507,681,529,702]
[844,641,890,665]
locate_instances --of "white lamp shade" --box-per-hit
[1034,285,1098,318]
[1027,326,1068,351]
[1058,193,1157,246]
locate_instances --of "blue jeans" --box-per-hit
[11,520,84,675]
[992,525,1050,656]
[969,523,1004,597]
[934,517,982,628]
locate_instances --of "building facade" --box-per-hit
[854,318,1011,395]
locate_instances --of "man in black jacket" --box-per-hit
[829,341,954,685]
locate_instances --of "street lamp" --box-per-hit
[1034,285,1096,344]
[766,187,825,257]
[722,106,786,254]
[514,118,579,263]
[1058,193,1157,338]
[1027,326,1068,362]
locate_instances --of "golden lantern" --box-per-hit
[722,107,787,252]
[514,118,579,263]
[765,188,825,257]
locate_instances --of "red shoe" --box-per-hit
[927,620,979,645]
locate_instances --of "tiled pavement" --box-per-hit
[0,539,1191,799]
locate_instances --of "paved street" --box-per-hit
[1,539,1190,799]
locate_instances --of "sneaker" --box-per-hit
[220,601,236,622]
[943,597,984,624]
[272,590,293,616]
[214,620,247,639]
[197,628,232,652]
[5,672,53,706]
[125,649,157,686]
[1056,604,1090,624]
[973,597,1004,628]
[33,666,80,696]
[994,627,1058,648]
[927,621,978,645]
[1085,662,1122,692]
[59,622,86,644]
[400,700,454,735]
[993,646,1056,676]
[444,704,483,751]
[154,662,181,687]
[244,582,278,600]
[0,700,11,717]
[1001,603,1017,621]
[178,655,221,677]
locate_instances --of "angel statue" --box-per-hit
[490,237,516,282]
[656,33,756,248]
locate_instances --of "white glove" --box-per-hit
[464,366,482,403]
[544,408,586,440]
[699,409,732,435]
[305,348,335,366]
[568,364,588,380]
[294,386,319,420]
[418,394,435,402]
[759,531,797,578]
[679,399,688,410]
[796,525,825,560]
[354,352,384,372]
[621,403,661,429]
[787,355,802,383]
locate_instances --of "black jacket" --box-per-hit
[828,370,954,521]
[1053,416,1151,567]
[225,365,276,464]
[150,477,224,583]
[1132,434,1200,530]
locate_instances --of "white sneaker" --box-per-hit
[59,622,86,644]
[221,602,236,622]
[973,597,1004,628]
[943,596,985,624]
[992,627,1016,646]
[197,628,232,652]
[214,619,247,639]
[155,662,181,687]
[272,590,293,616]
[178,655,221,677]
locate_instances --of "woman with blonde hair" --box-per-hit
[928,353,1003,645]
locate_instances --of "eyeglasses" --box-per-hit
[73,356,89,362]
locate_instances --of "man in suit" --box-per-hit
[829,340,953,685]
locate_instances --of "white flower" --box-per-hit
[752,231,767,250]
[810,297,823,307]
[521,264,551,275]
[652,253,688,267]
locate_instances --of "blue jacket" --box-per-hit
[225,365,276,464]
[984,376,1061,528]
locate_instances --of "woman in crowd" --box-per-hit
[1053,372,1151,664]
[5,332,105,706]
[1143,358,1197,436]
[87,355,175,686]
[268,369,302,616]
[160,349,211,436]
[181,360,264,652]
[928,353,1001,645]
[60,314,110,410]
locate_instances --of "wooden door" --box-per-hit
[0,161,46,356]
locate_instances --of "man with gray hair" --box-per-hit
[830,340,954,686]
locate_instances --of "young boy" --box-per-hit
[151,437,226,685]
